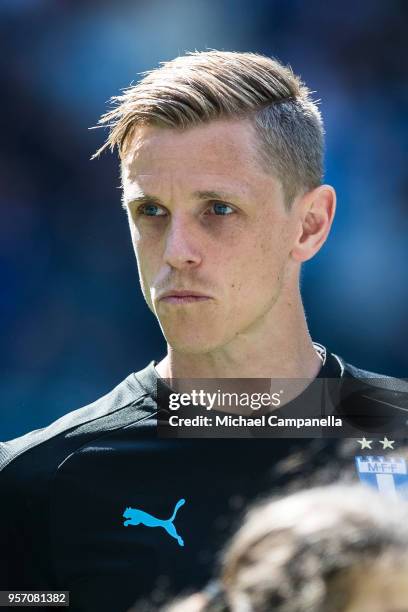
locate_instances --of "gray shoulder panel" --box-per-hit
[342,360,408,393]
[0,369,155,472]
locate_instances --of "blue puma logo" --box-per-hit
[122,498,186,547]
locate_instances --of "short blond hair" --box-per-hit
[93,50,324,205]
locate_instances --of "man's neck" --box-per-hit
[155,290,322,381]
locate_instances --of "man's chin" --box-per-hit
[160,327,225,355]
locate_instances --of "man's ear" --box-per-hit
[291,185,336,263]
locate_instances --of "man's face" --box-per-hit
[121,119,300,354]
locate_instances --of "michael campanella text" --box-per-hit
[168,415,343,428]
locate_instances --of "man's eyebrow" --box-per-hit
[122,193,164,209]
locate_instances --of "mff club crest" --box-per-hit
[355,456,408,500]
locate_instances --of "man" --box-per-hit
[1,51,407,612]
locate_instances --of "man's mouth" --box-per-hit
[161,296,210,304]
[158,289,212,304]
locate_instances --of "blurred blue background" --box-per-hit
[1,0,407,440]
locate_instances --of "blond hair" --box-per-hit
[93,50,324,205]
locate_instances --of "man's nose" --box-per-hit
[163,216,202,270]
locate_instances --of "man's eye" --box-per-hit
[138,203,167,217]
[207,202,235,216]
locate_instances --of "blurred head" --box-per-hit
[95,51,335,353]
[164,484,408,612]
[220,484,408,612]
